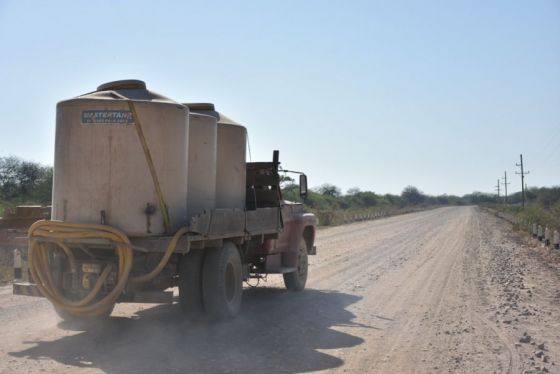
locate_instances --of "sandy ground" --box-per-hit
[0,206,559,373]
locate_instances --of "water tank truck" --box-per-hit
[13,80,317,320]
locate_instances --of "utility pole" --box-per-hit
[495,179,501,203]
[501,171,510,204]
[515,154,529,208]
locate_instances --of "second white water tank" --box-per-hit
[186,104,247,209]
[187,112,217,219]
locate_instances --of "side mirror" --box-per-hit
[299,174,308,199]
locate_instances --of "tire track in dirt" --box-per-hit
[309,208,459,290]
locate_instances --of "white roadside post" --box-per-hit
[544,227,551,246]
[553,230,560,250]
[537,225,543,241]
[532,223,538,238]
[13,248,22,280]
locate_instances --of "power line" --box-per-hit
[495,178,501,202]
[515,154,529,208]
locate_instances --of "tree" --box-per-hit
[382,194,404,207]
[0,156,21,199]
[315,183,341,198]
[535,187,560,209]
[401,185,426,205]
[463,192,495,205]
[0,156,53,204]
[279,174,295,189]
[18,161,42,195]
[346,187,361,196]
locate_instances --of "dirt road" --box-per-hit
[1,206,559,373]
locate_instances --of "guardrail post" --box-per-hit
[13,248,22,280]
[553,230,560,250]
[537,225,543,241]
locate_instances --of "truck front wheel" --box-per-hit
[283,238,308,291]
[202,242,243,320]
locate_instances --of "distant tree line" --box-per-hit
[506,187,560,210]
[1,156,558,217]
[281,177,560,212]
[281,178,499,211]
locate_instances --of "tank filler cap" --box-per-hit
[97,79,147,91]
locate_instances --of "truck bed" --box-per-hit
[128,207,282,253]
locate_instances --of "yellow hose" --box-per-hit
[127,100,172,234]
[28,220,187,318]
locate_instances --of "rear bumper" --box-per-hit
[12,281,172,304]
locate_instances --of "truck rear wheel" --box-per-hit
[178,249,205,319]
[202,242,243,320]
[283,238,308,291]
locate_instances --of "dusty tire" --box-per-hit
[178,249,205,319]
[202,242,243,320]
[283,238,308,292]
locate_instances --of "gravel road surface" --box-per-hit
[1,206,559,373]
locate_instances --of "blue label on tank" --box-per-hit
[81,110,133,124]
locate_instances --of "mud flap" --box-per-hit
[309,245,317,255]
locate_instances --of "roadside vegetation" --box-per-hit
[0,156,51,284]
[489,187,560,233]
[0,156,52,216]
[0,156,557,229]
[282,176,499,226]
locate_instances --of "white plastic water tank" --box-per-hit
[52,80,189,236]
[186,112,217,219]
[216,122,247,209]
[186,104,247,209]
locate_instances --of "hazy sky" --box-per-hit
[0,1,558,196]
